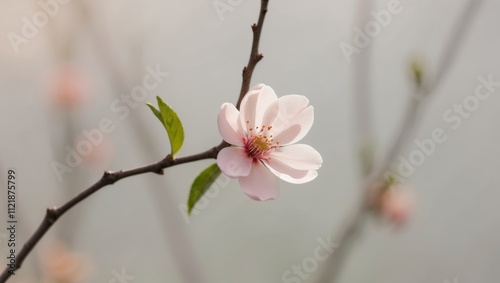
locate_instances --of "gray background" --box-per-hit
[0,0,499,282]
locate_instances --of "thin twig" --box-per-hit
[0,143,226,282]
[0,1,272,281]
[316,0,484,282]
[236,0,269,109]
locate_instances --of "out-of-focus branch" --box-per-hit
[369,0,484,186]
[353,0,376,177]
[75,2,208,281]
[316,0,484,282]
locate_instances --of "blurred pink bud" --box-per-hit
[48,65,90,109]
[40,242,91,283]
[79,136,114,168]
[379,186,414,226]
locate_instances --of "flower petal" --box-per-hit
[269,144,323,171]
[273,169,318,184]
[217,103,244,146]
[273,106,314,145]
[239,161,279,201]
[264,158,319,184]
[261,99,280,128]
[217,147,252,177]
[272,95,310,131]
[240,85,278,130]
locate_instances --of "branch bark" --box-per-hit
[236,0,269,109]
[0,143,226,282]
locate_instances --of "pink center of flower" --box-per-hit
[243,120,280,160]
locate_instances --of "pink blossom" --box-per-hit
[217,84,322,201]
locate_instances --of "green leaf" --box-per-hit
[188,163,221,215]
[146,103,162,122]
[146,96,185,156]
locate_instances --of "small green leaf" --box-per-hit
[146,103,162,122]
[147,96,185,156]
[156,96,184,156]
[188,163,221,215]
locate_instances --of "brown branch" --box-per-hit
[0,143,227,282]
[236,0,269,110]
[0,1,272,282]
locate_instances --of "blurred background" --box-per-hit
[0,0,499,282]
